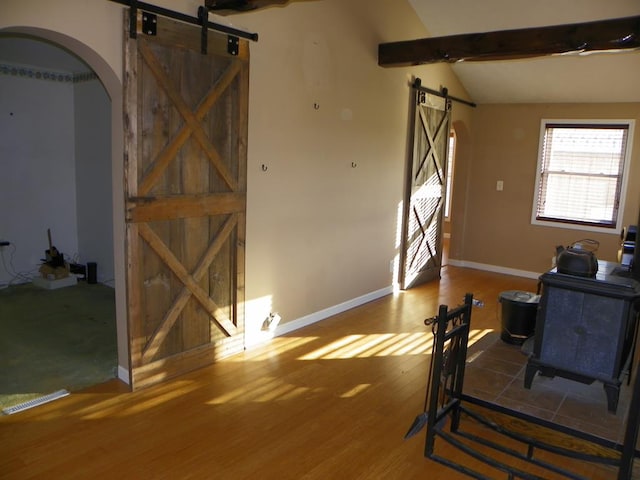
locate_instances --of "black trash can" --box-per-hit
[87,262,97,284]
[498,290,540,345]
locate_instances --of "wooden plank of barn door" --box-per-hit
[178,40,209,356]
[123,12,142,377]
[232,58,248,359]
[399,89,451,290]
[123,11,248,390]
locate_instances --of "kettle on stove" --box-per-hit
[555,239,599,278]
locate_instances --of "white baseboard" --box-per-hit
[273,286,393,337]
[447,259,541,280]
[117,365,130,385]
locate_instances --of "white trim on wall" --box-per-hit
[447,259,542,280]
[117,365,130,385]
[272,286,394,337]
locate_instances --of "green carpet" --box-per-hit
[0,281,117,411]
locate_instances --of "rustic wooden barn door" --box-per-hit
[123,13,249,389]
[399,88,451,290]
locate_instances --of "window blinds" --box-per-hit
[536,123,628,228]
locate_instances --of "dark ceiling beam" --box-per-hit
[205,0,291,14]
[378,16,640,68]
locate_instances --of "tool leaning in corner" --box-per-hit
[39,228,69,279]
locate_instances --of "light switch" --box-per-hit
[496,180,504,191]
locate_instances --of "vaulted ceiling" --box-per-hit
[407,0,640,103]
[2,0,639,105]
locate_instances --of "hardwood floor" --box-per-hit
[1,265,635,479]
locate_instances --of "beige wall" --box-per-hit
[0,0,472,362]
[453,103,640,275]
[237,1,472,332]
[5,1,635,365]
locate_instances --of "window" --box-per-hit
[444,130,456,219]
[532,119,634,232]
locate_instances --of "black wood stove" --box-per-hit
[525,260,640,413]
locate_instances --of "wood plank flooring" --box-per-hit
[1,265,635,479]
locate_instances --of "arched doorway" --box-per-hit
[0,28,129,389]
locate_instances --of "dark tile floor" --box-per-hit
[463,332,633,445]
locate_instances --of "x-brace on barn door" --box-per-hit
[123,11,249,389]
[399,82,452,290]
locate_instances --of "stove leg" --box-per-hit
[603,383,619,414]
[524,363,537,389]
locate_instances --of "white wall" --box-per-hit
[0,72,78,284]
[74,78,114,284]
[0,66,113,286]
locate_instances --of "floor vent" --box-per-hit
[2,389,69,415]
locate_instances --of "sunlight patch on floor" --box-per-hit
[74,393,139,419]
[225,336,319,362]
[206,375,321,405]
[296,328,494,361]
[467,328,494,344]
[466,329,496,362]
[117,381,200,416]
[340,384,371,398]
[298,332,433,360]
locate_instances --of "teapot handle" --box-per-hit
[571,238,599,252]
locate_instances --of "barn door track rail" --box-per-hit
[413,77,476,109]
[109,0,258,54]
